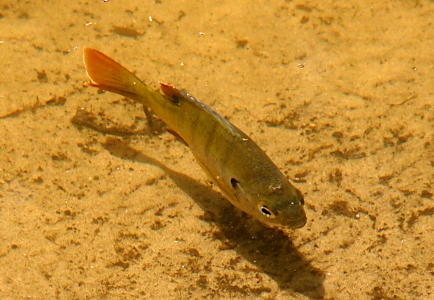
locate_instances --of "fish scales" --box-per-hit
[83,47,307,229]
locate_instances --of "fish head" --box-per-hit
[231,178,307,229]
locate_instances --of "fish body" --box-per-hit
[83,47,306,229]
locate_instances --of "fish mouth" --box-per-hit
[292,216,307,229]
[284,213,307,229]
[272,214,307,230]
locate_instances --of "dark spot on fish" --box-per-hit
[231,178,239,189]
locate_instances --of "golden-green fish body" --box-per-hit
[83,47,306,229]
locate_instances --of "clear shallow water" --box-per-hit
[0,1,432,299]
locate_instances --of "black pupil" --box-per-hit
[261,206,272,216]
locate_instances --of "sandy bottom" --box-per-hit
[0,0,433,299]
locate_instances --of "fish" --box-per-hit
[83,47,307,229]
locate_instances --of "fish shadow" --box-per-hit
[102,137,325,299]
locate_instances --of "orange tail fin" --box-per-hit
[83,47,145,101]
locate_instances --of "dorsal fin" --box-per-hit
[161,82,239,138]
[160,83,183,105]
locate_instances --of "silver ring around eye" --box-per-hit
[258,204,276,218]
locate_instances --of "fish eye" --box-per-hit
[257,204,277,218]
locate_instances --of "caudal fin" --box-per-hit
[83,47,146,101]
